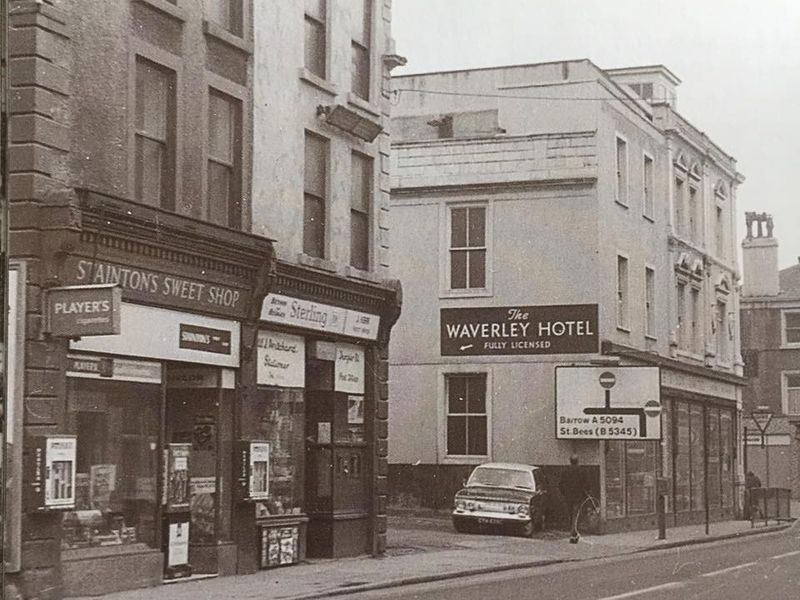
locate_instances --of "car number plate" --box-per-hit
[477,517,502,525]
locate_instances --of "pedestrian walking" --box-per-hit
[559,454,589,544]
[745,470,762,520]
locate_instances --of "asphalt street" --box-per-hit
[338,526,800,600]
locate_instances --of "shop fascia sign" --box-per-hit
[441,304,598,356]
[555,366,662,440]
[45,284,122,338]
[260,293,380,341]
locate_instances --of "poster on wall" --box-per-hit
[257,331,305,387]
[89,464,116,509]
[347,396,364,424]
[168,521,190,567]
[335,344,364,394]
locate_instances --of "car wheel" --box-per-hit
[452,517,470,533]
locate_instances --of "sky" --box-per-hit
[392,0,800,270]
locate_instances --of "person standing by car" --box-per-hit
[559,455,589,544]
[744,470,762,520]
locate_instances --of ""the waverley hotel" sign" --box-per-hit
[440,304,598,356]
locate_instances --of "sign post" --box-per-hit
[751,406,773,487]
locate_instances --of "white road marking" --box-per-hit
[596,582,685,600]
[770,550,800,560]
[699,561,758,577]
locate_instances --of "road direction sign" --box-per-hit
[751,409,773,434]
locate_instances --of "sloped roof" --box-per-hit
[779,263,800,296]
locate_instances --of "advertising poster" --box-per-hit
[168,521,190,567]
[249,442,271,499]
[45,437,77,508]
[89,464,116,509]
[347,396,364,424]
[334,344,364,394]
[257,331,305,387]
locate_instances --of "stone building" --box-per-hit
[740,213,800,496]
[387,60,746,532]
[4,1,401,598]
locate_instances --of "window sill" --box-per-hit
[345,265,382,284]
[296,253,337,273]
[440,288,493,299]
[643,213,655,223]
[616,325,631,333]
[779,343,800,350]
[440,455,489,466]
[202,20,253,54]
[676,350,705,362]
[133,0,185,21]
[645,334,657,341]
[347,92,382,119]
[614,198,629,209]
[299,68,338,97]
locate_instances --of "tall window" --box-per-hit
[446,374,487,456]
[616,255,629,329]
[304,0,326,79]
[615,136,628,205]
[690,287,700,353]
[350,0,372,100]
[207,90,241,228]
[715,206,724,257]
[350,152,372,270]
[304,132,328,258]
[673,177,684,235]
[782,311,800,345]
[645,267,655,338]
[643,154,654,219]
[716,300,728,360]
[205,0,243,36]
[784,373,800,415]
[134,57,175,209]
[676,281,686,348]
[449,206,486,290]
[688,186,699,243]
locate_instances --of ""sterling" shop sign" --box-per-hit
[440,304,598,356]
[46,284,122,337]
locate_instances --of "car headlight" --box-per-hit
[455,500,465,510]
[466,501,475,510]
[517,504,530,516]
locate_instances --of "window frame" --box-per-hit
[349,150,373,272]
[673,174,685,237]
[616,252,630,331]
[645,266,656,339]
[129,42,181,211]
[303,130,330,259]
[781,309,800,348]
[615,134,629,207]
[438,366,492,464]
[782,371,800,416]
[349,0,373,103]
[204,0,244,37]
[440,201,492,298]
[304,0,328,81]
[205,85,243,229]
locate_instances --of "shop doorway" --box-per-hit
[165,365,232,575]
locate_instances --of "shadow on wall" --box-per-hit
[388,464,601,531]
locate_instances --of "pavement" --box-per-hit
[72,503,800,600]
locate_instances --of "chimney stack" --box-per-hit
[742,212,779,296]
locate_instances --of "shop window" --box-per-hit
[604,441,624,519]
[449,205,486,291]
[350,0,372,101]
[445,374,487,457]
[615,135,628,206]
[350,151,372,271]
[207,89,242,229]
[783,373,800,416]
[63,378,161,550]
[707,408,721,509]
[674,401,690,512]
[690,404,705,511]
[305,0,327,79]
[304,132,328,258]
[134,57,176,210]
[242,388,305,517]
[625,441,656,515]
[720,410,733,508]
[782,311,800,346]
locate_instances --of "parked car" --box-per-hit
[452,462,549,537]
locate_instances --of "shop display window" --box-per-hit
[674,401,690,512]
[604,441,624,519]
[243,388,305,517]
[720,410,733,508]
[689,404,705,510]
[63,378,160,550]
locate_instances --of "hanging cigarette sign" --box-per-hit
[555,366,662,440]
[46,284,122,337]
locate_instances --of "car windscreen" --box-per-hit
[467,467,534,489]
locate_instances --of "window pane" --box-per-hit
[786,374,800,388]
[135,59,168,139]
[467,416,487,455]
[135,136,164,207]
[451,208,467,247]
[605,440,624,518]
[303,194,325,258]
[447,377,467,413]
[208,92,233,163]
[351,153,371,212]
[450,250,467,289]
[466,375,485,413]
[351,0,371,44]
[787,329,800,344]
[468,207,485,246]
[350,210,368,270]
[205,0,238,32]
[304,133,327,197]
[690,404,704,510]
[468,249,486,288]
[785,313,800,327]
[304,17,326,78]
[675,402,690,512]
[208,161,231,227]
[788,389,800,414]
[351,41,370,100]
[447,416,466,455]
